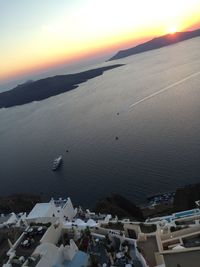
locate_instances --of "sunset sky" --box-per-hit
[1,0,200,83]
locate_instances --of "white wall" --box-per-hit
[62,198,77,220]
[40,220,62,245]
[32,243,59,267]
[63,240,78,261]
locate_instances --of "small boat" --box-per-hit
[52,156,62,171]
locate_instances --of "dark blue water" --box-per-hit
[0,38,200,208]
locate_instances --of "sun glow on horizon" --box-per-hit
[167,26,178,34]
[1,0,200,82]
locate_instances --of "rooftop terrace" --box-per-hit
[10,225,49,266]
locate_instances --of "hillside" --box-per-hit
[109,28,200,61]
[94,194,144,221]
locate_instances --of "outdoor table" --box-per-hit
[116,252,124,259]
[22,239,29,246]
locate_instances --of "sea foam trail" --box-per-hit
[129,71,200,110]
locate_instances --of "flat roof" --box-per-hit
[27,203,53,219]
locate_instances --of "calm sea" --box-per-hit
[0,37,200,208]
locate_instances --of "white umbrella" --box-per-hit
[87,219,98,227]
[74,219,87,228]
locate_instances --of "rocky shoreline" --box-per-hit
[1,183,200,219]
[0,194,41,214]
[0,64,123,108]
[94,183,200,220]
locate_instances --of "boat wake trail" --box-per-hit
[129,71,200,110]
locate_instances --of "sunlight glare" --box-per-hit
[167,26,177,34]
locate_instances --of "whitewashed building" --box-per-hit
[26,197,77,224]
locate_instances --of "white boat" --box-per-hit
[52,155,62,171]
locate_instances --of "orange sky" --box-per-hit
[1,0,200,83]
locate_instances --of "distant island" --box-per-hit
[109,28,200,61]
[0,64,123,108]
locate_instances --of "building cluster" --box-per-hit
[1,197,200,267]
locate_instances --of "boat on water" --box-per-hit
[52,156,62,171]
[147,191,175,207]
